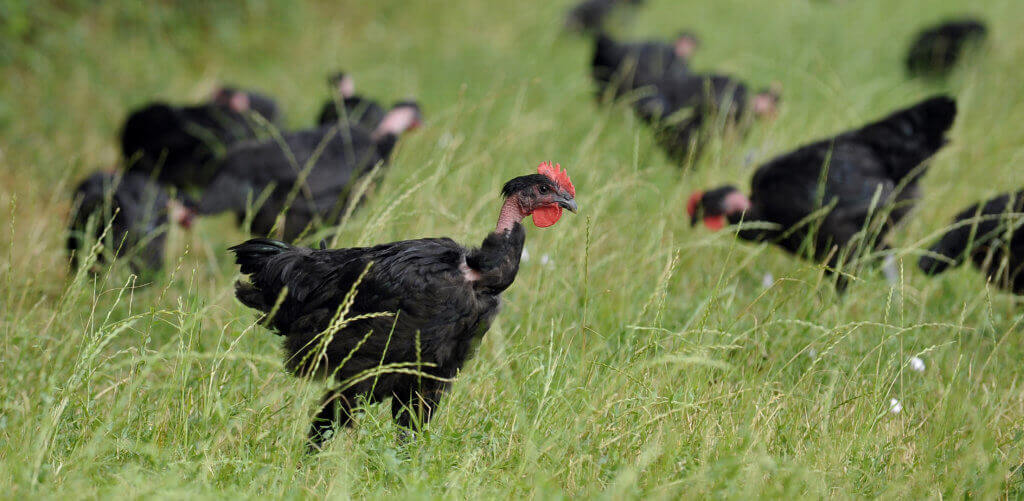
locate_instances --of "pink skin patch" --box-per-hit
[374,107,420,140]
[752,93,779,120]
[459,259,481,282]
[337,76,355,98]
[723,191,752,214]
[690,190,751,231]
[674,38,697,58]
[169,201,194,229]
[229,92,250,113]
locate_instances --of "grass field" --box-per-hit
[2,0,1024,497]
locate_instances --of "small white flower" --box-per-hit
[882,255,899,285]
[540,254,552,268]
[909,356,925,373]
[761,272,775,289]
[889,398,902,414]
[807,348,817,359]
[521,246,531,263]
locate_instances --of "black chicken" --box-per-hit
[565,0,644,33]
[919,191,1024,293]
[591,31,699,99]
[67,170,192,277]
[197,102,422,242]
[229,162,578,448]
[906,18,988,76]
[634,73,780,163]
[688,96,957,289]
[120,86,281,191]
[316,72,386,131]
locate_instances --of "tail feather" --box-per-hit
[852,95,957,182]
[229,237,293,275]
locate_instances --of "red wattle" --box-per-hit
[703,215,726,231]
[532,205,562,228]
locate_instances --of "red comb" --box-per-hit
[538,162,574,197]
[686,191,703,218]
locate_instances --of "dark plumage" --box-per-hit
[635,73,779,163]
[197,102,422,242]
[919,191,1024,293]
[213,86,282,125]
[906,19,987,76]
[120,87,281,190]
[317,96,386,131]
[689,96,957,289]
[316,72,386,131]
[591,31,697,100]
[229,164,577,448]
[67,171,178,277]
[565,0,644,33]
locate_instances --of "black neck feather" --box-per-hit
[465,223,526,295]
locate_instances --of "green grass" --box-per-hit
[3,0,1024,497]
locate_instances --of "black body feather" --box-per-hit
[635,73,751,163]
[919,191,1024,293]
[565,0,644,33]
[198,122,397,242]
[906,19,987,76]
[230,222,526,446]
[317,96,386,131]
[120,93,281,190]
[591,32,690,99]
[67,171,171,276]
[720,96,957,288]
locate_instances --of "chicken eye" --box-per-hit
[538,185,549,194]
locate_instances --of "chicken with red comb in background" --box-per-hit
[228,162,577,450]
[688,95,957,291]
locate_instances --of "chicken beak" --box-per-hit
[557,195,578,213]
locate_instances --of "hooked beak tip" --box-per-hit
[560,198,578,214]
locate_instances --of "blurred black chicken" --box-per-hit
[591,31,699,100]
[229,162,578,448]
[120,86,281,191]
[919,191,1024,293]
[197,102,421,242]
[634,73,780,163]
[906,18,987,76]
[316,72,386,131]
[688,96,957,290]
[67,170,192,277]
[565,0,644,33]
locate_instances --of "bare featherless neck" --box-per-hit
[495,196,527,234]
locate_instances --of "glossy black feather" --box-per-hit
[67,171,170,276]
[919,191,1024,293]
